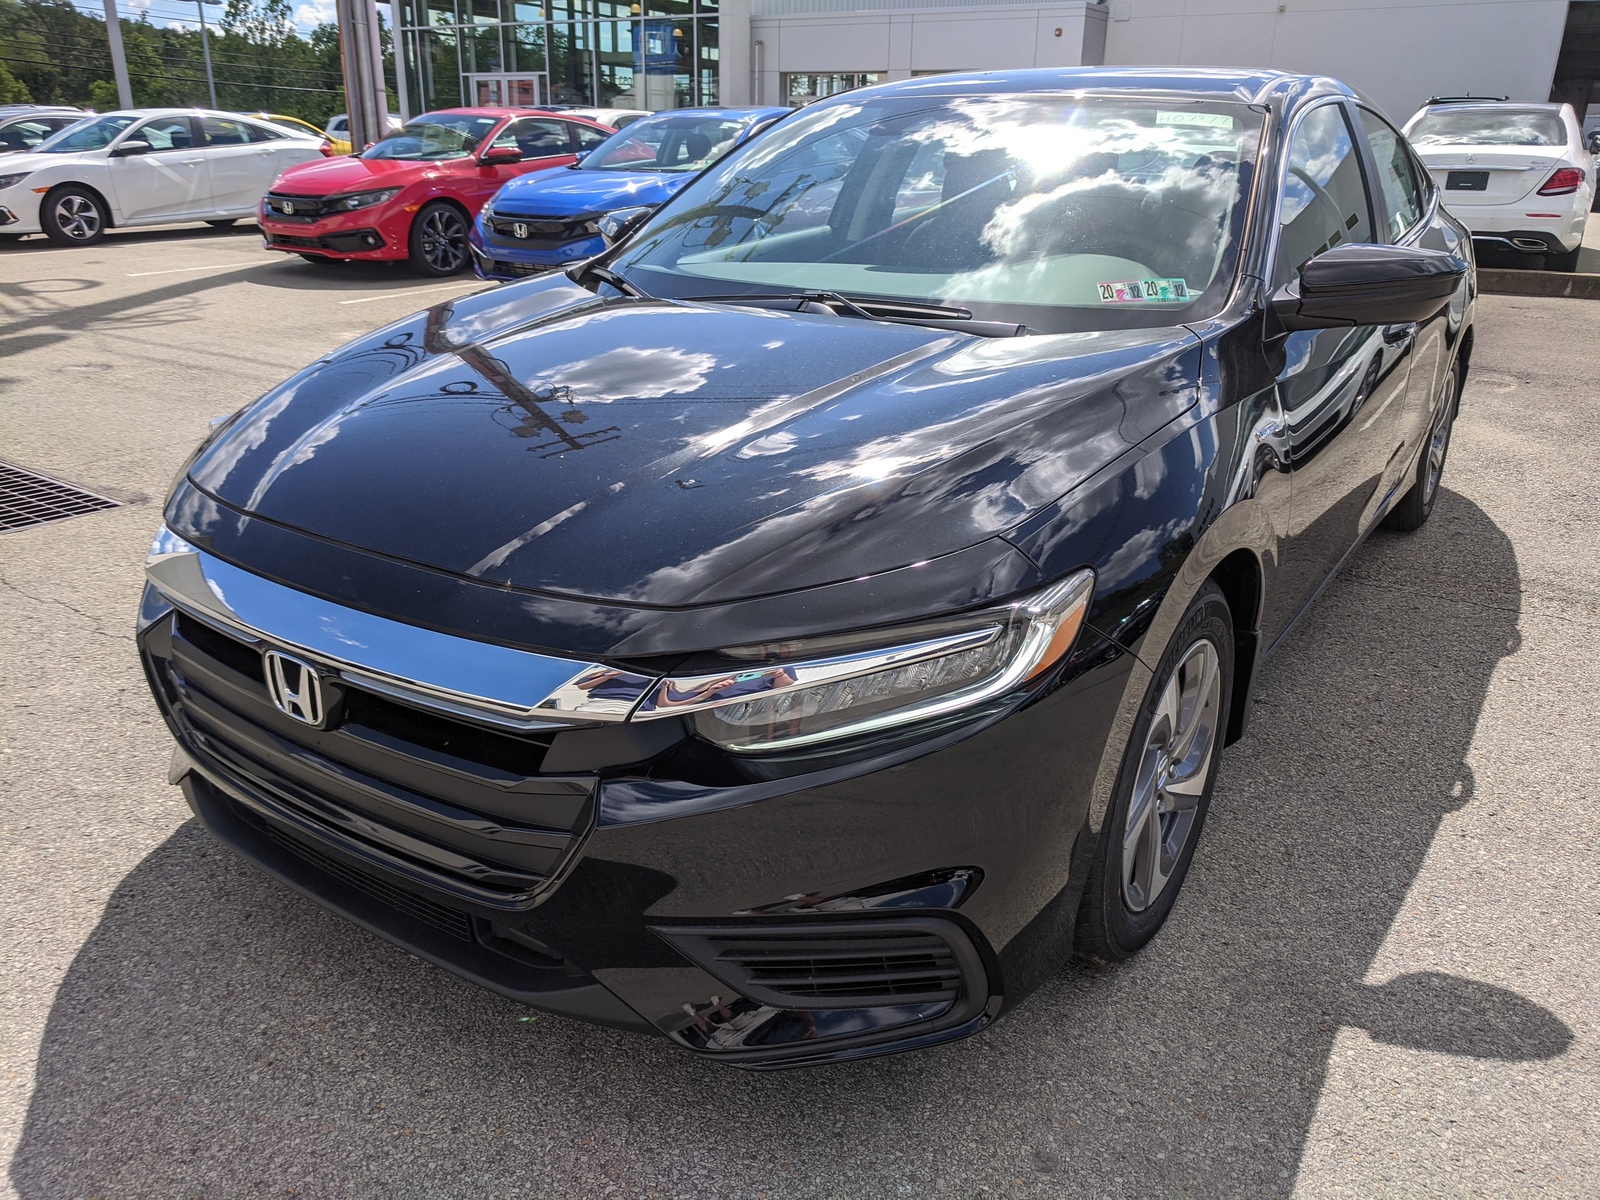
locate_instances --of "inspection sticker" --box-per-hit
[1156,110,1237,129]
[1097,278,1191,304]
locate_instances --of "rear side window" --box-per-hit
[1275,104,1373,285]
[496,119,570,156]
[1357,108,1424,241]
[574,123,611,151]
[0,119,57,152]
[1408,107,1565,147]
[202,117,255,146]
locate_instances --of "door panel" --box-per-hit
[1269,102,1415,640]
[108,117,211,221]
[201,116,281,212]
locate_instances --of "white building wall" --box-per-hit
[1101,0,1570,123]
[750,0,1108,105]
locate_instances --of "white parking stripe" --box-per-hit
[338,283,490,305]
[125,263,256,277]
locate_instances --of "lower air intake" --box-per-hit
[655,917,986,1011]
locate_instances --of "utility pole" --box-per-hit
[335,0,389,152]
[193,0,221,109]
[100,0,133,109]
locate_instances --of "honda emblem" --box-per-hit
[512,222,529,239]
[263,649,326,727]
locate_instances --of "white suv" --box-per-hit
[1403,99,1593,272]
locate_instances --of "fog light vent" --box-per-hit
[0,461,120,532]
[655,917,984,1010]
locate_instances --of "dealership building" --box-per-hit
[393,0,1598,129]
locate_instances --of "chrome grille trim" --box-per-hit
[146,527,656,731]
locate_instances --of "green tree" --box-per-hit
[0,59,32,104]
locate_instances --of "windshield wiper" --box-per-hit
[569,263,650,298]
[685,290,1027,338]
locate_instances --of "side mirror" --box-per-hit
[598,205,655,246]
[480,144,523,165]
[1586,130,1600,154]
[113,138,152,157]
[1270,243,1467,331]
[572,150,590,164]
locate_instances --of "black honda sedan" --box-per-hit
[140,67,1475,1067]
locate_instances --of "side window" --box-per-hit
[201,117,252,147]
[245,121,285,142]
[134,116,197,153]
[0,120,54,152]
[1356,107,1424,241]
[496,119,571,157]
[1275,104,1373,285]
[573,123,611,152]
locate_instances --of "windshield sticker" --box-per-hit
[1097,278,1192,304]
[1156,111,1236,129]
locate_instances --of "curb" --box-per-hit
[1478,268,1600,300]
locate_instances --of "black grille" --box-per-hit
[143,609,593,910]
[487,258,545,278]
[488,214,592,246]
[264,192,332,220]
[259,816,474,941]
[658,919,983,1010]
[269,233,322,248]
[0,461,119,532]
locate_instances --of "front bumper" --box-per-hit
[139,559,1130,1066]
[260,205,406,260]
[0,195,40,234]
[470,217,603,280]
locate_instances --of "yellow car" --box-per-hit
[252,112,347,156]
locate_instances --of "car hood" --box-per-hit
[489,167,686,218]
[0,150,91,176]
[187,276,1200,607]
[269,154,435,195]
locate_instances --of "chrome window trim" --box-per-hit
[1262,96,1376,289]
[146,527,655,731]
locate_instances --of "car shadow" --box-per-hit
[9,491,1557,1198]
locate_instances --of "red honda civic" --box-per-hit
[259,107,614,276]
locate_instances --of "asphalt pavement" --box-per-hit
[1,224,1596,1199]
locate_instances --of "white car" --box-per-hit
[541,106,652,130]
[1403,99,1594,272]
[0,108,324,246]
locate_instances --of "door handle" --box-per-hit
[1381,322,1416,346]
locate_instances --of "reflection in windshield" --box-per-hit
[615,95,1261,333]
[37,115,137,153]
[1409,108,1565,147]
[582,117,748,173]
[363,113,501,160]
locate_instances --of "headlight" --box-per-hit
[634,570,1095,752]
[0,172,31,191]
[333,187,401,211]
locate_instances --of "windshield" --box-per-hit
[1409,108,1565,147]
[581,116,749,173]
[36,114,137,153]
[362,113,500,160]
[613,94,1261,333]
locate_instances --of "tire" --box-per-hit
[1075,581,1233,962]
[408,201,470,276]
[40,185,108,246]
[205,218,239,228]
[1544,244,1581,273]
[1382,360,1458,532]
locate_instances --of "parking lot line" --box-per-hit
[125,263,258,277]
[339,282,491,305]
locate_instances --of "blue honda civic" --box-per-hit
[470,106,790,281]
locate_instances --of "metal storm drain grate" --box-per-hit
[0,461,121,532]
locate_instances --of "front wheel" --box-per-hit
[1076,582,1233,961]
[41,186,108,246]
[1382,360,1458,532]
[408,202,469,276]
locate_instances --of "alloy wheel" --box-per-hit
[54,194,101,241]
[418,207,467,272]
[1123,638,1222,912]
